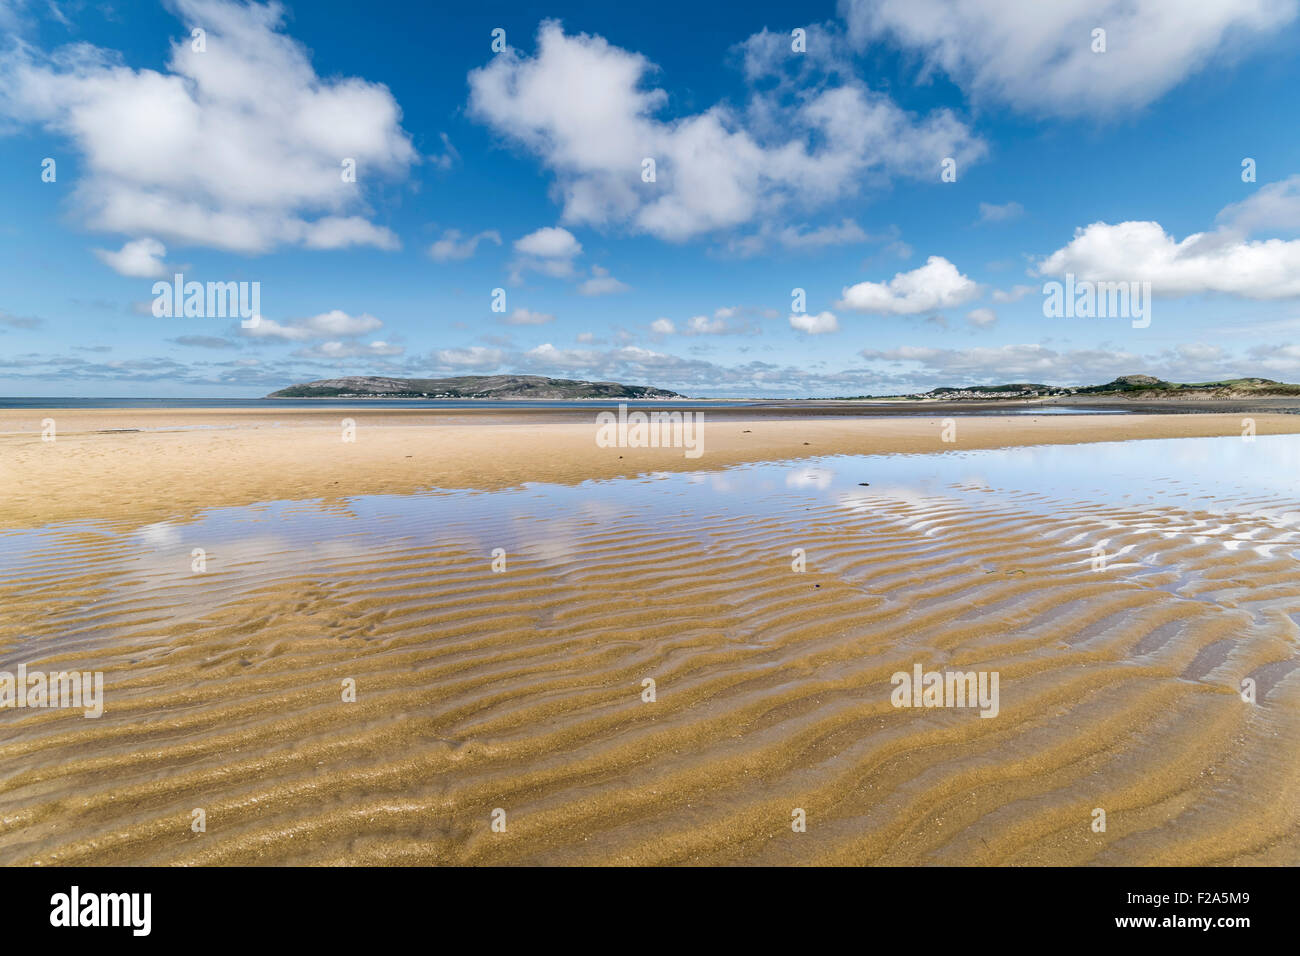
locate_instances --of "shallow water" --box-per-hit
[3,433,1297,577]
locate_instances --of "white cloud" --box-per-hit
[647,307,752,336]
[433,346,504,369]
[568,263,628,296]
[776,218,870,249]
[577,266,629,296]
[966,307,997,327]
[509,225,583,280]
[860,343,1145,382]
[0,0,416,253]
[517,342,710,378]
[1036,220,1300,298]
[686,315,727,335]
[578,275,630,296]
[295,339,404,359]
[841,0,1298,116]
[93,236,169,277]
[298,217,400,251]
[1245,343,1300,377]
[1216,173,1300,235]
[837,255,980,314]
[429,228,502,262]
[242,309,383,341]
[514,226,582,258]
[502,308,555,326]
[524,342,599,367]
[683,307,754,335]
[731,221,913,259]
[467,20,983,242]
[789,311,840,334]
[856,341,1273,388]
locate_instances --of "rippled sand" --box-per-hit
[1,436,1298,865]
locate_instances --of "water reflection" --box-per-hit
[2,435,1298,581]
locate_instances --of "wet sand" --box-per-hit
[2,408,1296,527]
[1,411,1298,865]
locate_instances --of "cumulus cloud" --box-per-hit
[1244,343,1300,377]
[1036,219,1300,299]
[0,0,416,253]
[1216,173,1300,235]
[965,307,997,327]
[682,307,754,335]
[789,311,840,334]
[645,307,753,336]
[577,264,630,296]
[577,275,630,296]
[429,228,502,262]
[93,237,170,277]
[501,308,555,326]
[514,226,581,258]
[467,20,982,242]
[841,0,1297,116]
[1035,175,1300,300]
[685,315,728,335]
[509,225,583,280]
[241,309,383,341]
[837,255,980,314]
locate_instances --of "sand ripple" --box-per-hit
[1,469,1297,865]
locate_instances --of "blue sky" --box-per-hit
[3,0,1300,397]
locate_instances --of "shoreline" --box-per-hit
[3,409,1297,528]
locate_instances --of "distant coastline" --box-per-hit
[6,373,1300,413]
[264,372,1300,403]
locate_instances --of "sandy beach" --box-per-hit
[1,409,1298,865]
[2,407,1296,527]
